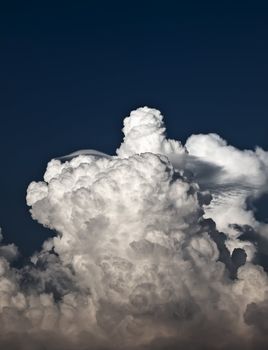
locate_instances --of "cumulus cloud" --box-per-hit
[186,133,268,229]
[0,106,268,349]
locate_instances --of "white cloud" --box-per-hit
[0,107,268,349]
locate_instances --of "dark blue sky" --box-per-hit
[1,1,268,256]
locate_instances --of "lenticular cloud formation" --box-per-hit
[1,107,268,349]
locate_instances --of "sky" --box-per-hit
[1,1,268,255]
[1,2,268,349]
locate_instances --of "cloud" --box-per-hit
[1,107,268,349]
[0,229,19,262]
[185,133,268,230]
[116,107,186,161]
[57,149,111,162]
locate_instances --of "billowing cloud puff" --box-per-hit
[186,134,268,234]
[117,107,185,159]
[1,107,268,349]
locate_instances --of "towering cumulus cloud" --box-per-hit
[1,107,268,349]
